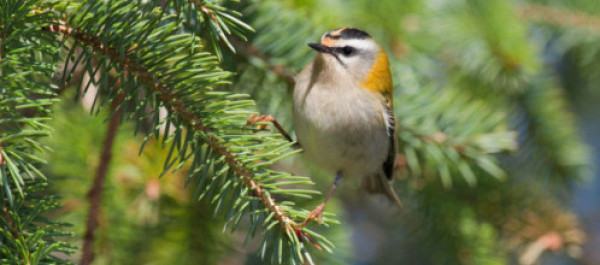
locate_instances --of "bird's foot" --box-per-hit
[300,203,326,226]
[243,114,297,145]
[244,114,273,130]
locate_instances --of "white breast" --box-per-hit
[292,62,390,179]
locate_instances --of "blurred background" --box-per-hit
[44,0,600,264]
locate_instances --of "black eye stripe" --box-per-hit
[334,46,356,56]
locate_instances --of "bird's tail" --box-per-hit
[360,172,403,209]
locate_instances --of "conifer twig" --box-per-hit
[80,87,124,265]
[189,0,218,23]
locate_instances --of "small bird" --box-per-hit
[293,28,402,224]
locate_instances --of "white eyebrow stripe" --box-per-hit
[330,39,378,51]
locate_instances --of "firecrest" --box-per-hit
[293,28,402,224]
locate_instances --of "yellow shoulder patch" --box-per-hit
[361,49,393,102]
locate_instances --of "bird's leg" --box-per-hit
[301,172,343,226]
[244,114,300,148]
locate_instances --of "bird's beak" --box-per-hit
[308,43,333,54]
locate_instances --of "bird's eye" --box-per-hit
[340,46,355,56]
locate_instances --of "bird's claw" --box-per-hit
[244,114,273,130]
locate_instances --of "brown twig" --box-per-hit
[188,0,219,23]
[80,86,124,265]
[519,3,600,32]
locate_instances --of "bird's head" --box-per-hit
[308,28,392,95]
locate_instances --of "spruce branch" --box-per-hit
[0,183,75,264]
[395,86,517,188]
[0,0,59,196]
[48,21,295,227]
[44,21,211,133]
[0,1,72,261]
[45,2,331,262]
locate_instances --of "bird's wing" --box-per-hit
[382,98,396,181]
[379,98,403,209]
